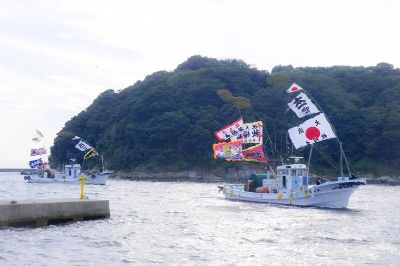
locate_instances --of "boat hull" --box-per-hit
[222,179,365,208]
[24,172,109,185]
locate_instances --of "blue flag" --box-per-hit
[29,158,43,169]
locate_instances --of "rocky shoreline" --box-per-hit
[112,170,400,185]
[366,176,400,186]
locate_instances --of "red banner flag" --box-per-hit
[242,144,267,163]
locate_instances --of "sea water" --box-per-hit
[0,171,399,265]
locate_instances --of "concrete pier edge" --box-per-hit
[0,198,110,227]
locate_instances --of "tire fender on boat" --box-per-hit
[91,174,96,179]
[24,176,31,180]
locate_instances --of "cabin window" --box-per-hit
[297,170,303,176]
[282,176,286,188]
[291,170,296,176]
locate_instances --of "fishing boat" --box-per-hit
[214,83,366,208]
[23,135,111,185]
[23,162,111,185]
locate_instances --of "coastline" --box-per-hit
[2,168,398,185]
[112,170,400,185]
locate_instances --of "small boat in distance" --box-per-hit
[23,161,111,185]
[23,135,112,185]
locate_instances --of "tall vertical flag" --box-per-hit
[214,117,244,142]
[213,140,243,161]
[243,121,263,144]
[287,92,320,118]
[288,113,336,149]
[287,83,304,93]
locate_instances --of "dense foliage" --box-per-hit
[49,56,400,176]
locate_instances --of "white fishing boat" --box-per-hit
[220,158,366,208]
[214,83,366,208]
[23,135,111,185]
[23,163,111,185]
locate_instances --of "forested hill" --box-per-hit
[49,56,400,176]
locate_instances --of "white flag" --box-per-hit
[214,117,245,142]
[287,83,304,93]
[74,140,92,151]
[288,92,320,118]
[288,113,336,149]
[32,137,41,143]
[36,129,44,138]
[243,121,263,144]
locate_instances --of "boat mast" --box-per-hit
[340,142,344,177]
[341,142,351,177]
[300,87,352,177]
[307,144,314,177]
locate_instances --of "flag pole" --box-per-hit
[307,144,314,177]
[300,86,352,177]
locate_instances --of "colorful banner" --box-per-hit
[84,148,98,160]
[242,144,267,162]
[287,92,320,118]
[30,148,47,156]
[29,158,43,169]
[243,121,263,144]
[214,117,244,142]
[213,140,243,161]
[288,113,336,149]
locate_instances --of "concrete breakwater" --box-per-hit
[0,198,110,227]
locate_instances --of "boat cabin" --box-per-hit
[276,164,308,193]
[64,164,81,178]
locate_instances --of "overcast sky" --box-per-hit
[1,0,399,168]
